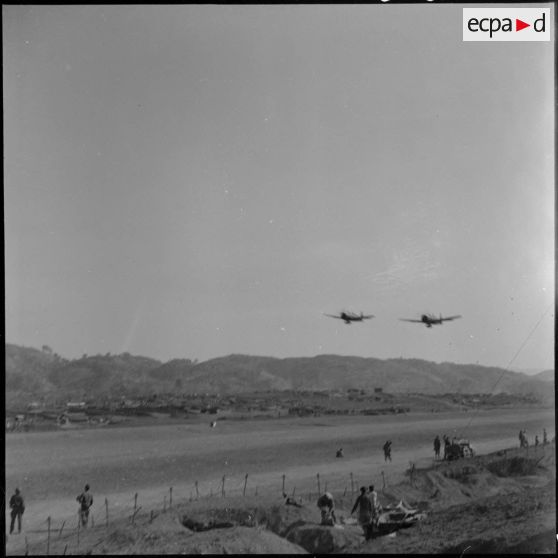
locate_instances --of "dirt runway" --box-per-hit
[5,407,553,537]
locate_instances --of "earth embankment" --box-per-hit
[6,442,555,555]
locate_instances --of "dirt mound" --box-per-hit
[145,510,193,535]
[286,523,362,554]
[179,495,317,537]
[173,526,308,554]
[104,524,305,555]
[382,455,544,512]
[102,524,141,551]
[486,454,547,477]
[357,479,556,555]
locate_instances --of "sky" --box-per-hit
[3,4,554,370]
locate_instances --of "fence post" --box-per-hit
[221,475,226,497]
[46,516,51,556]
[382,470,386,490]
[350,472,354,495]
[131,506,141,525]
[58,520,66,539]
[243,474,248,497]
[77,515,80,550]
[134,493,138,515]
[316,473,321,495]
[282,474,286,495]
[105,498,109,529]
[195,481,199,500]
[170,487,173,507]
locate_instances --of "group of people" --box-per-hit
[350,485,382,539]
[336,442,392,462]
[433,434,463,460]
[433,435,454,459]
[315,485,382,540]
[8,484,94,535]
[519,428,549,449]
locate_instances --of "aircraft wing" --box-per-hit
[440,315,462,321]
[399,318,423,323]
[361,315,375,319]
[324,314,343,319]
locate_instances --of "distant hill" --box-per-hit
[6,344,62,394]
[533,369,554,383]
[185,354,553,399]
[6,344,163,402]
[5,344,554,404]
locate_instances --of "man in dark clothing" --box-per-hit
[383,440,392,462]
[443,435,451,460]
[368,485,381,536]
[351,486,373,539]
[76,484,93,527]
[434,436,441,459]
[316,492,337,525]
[9,488,25,534]
[543,428,548,446]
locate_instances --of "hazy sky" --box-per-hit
[4,4,554,370]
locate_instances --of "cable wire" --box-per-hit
[456,304,553,439]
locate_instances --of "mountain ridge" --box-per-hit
[5,344,554,403]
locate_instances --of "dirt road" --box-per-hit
[5,407,552,539]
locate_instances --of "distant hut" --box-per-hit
[58,412,90,427]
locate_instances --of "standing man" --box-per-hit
[383,440,392,462]
[443,435,451,460]
[368,485,381,535]
[351,486,373,539]
[543,428,548,446]
[9,488,25,535]
[433,435,441,460]
[76,484,93,528]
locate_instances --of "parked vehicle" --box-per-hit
[446,439,474,460]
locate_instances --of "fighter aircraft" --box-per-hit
[399,313,462,328]
[324,311,375,324]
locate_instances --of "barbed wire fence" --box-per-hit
[10,436,552,554]
[9,465,395,555]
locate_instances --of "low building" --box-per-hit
[58,412,90,426]
[66,401,87,410]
